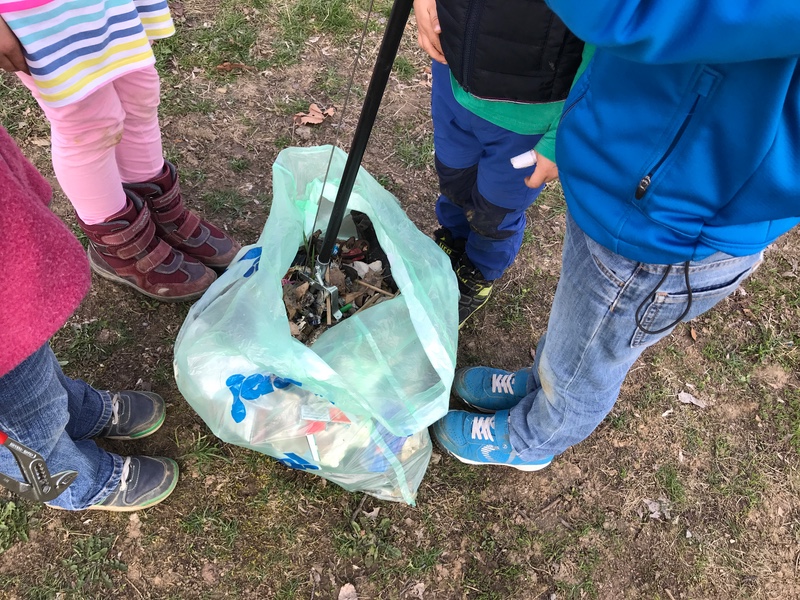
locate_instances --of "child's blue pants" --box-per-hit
[431,60,545,281]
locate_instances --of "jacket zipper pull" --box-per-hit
[635,175,652,199]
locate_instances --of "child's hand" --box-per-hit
[0,17,28,74]
[525,153,559,188]
[414,0,446,64]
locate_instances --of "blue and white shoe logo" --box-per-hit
[225,372,302,423]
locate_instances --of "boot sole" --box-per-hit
[457,292,492,330]
[89,251,212,303]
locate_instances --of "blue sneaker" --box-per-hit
[454,367,530,412]
[432,410,552,471]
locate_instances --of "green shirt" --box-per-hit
[450,44,596,162]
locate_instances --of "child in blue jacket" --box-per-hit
[432,1,800,470]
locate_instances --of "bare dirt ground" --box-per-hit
[1,1,799,599]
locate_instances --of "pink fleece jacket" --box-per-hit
[0,126,90,377]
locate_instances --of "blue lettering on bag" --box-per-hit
[225,372,303,423]
[237,246,262,278]
[278,453,320,471]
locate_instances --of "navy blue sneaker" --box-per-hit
[89,456,179,512]
[98,391,166,440]
[454,367,530,412]
[431,410,552,471]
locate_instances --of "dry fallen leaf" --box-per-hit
[293,103,335,125]
[638,498,672,520]
[126,512,142,541]
[690,327,697,341]
[215,62,254,72]
[678,391,708,409]
[338,583,358,600]
[294,281,310,301]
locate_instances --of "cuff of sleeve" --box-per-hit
[533,137,556,164]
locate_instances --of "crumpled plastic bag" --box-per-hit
[173,146,458,503]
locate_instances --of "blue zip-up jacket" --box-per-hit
[545,1,800,264]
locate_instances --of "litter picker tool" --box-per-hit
[0,430,77,503]
[307,0,414,315]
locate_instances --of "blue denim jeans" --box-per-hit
[0,344,123,509]
[509,211,763,460]
[431,60,544,280]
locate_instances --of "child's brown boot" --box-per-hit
[123,161,241,270]
[78,190,216,302]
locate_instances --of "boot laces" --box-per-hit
[471,415,495,441]
[491,373,515,395]
[118,457,132,492]
[109,393,121,426]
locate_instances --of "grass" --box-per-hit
[760,387,800,453]
[708,452,766,514]
[655,463,686,506]
[392,55,417,82]
[271,0,363,67]
[0,500,36,553]
[500,283,535,327]
[52,319,130,367]
[62,535,127,591]
[200,188,250,215]
[0,75,45,137]
[154,0,271,77]
[179,432,231,474]
[229,157,251,173]
[333,516,401,567]
[181,507,240,550]
[394,129,435,169]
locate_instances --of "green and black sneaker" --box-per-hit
[433,227,466,270]
[455,255,494,327]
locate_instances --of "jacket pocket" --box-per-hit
[634,68,721,201]
[559,63,591,125]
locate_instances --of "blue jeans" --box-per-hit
[0,345,123,509]
[509,211,763,460]
[431,60,544,280]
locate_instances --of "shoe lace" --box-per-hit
[491,373,515,395]
[118,457,132,492]
[109,393,121,426]
[470,415,495,441]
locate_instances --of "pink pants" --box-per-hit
[19,66,165,225]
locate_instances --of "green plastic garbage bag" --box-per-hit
[173,146,459,504]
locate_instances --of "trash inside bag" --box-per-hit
[174,146,458,504]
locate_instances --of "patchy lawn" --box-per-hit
[1,0,799,598]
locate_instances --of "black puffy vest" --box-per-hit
[436,0,585,103]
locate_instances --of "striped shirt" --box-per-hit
[0,0,174,107]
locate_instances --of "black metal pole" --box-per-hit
[316,0,414,267]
